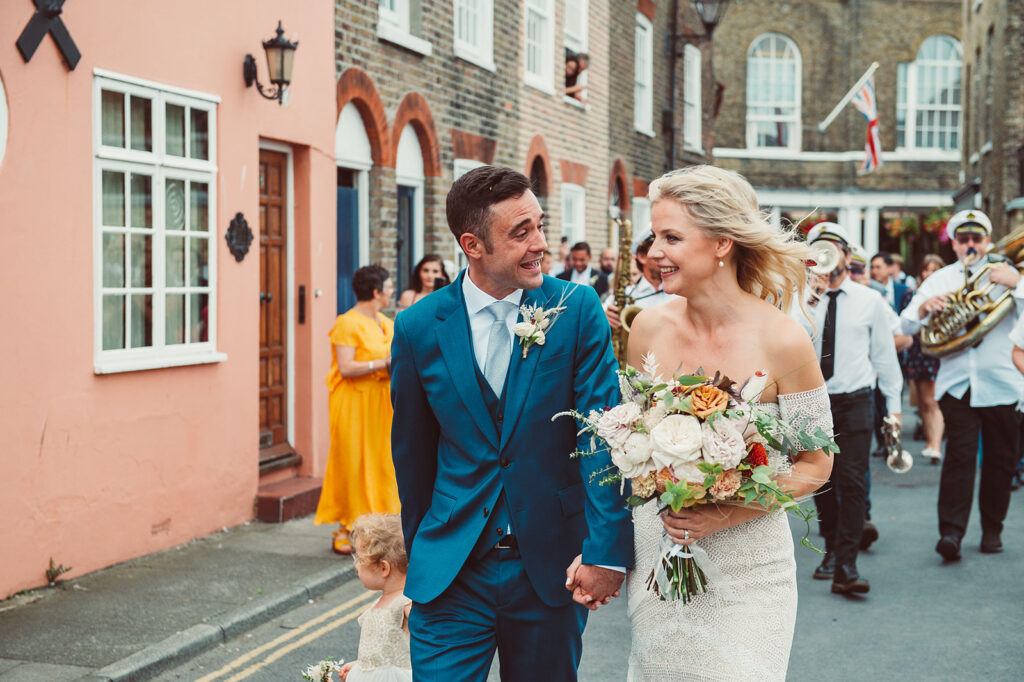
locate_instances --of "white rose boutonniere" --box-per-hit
[513,284,580,358]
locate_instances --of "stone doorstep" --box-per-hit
[255,476,323,523]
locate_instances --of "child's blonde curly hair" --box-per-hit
[349,513,408,573]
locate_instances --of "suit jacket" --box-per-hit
[557,268,609,297]
[893,280,910,314]
[390,273,633,606]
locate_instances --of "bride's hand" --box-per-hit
[661,505,732,545]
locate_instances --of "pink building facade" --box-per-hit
[0,0,339,596]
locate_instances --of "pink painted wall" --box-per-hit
[0,0,337,596]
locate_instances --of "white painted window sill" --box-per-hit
[377,23,433,56]
[563,95,588,110]
[524,76,555,96]
[634,127,656,138]
[454,46,495,72]
[95,351,228,374]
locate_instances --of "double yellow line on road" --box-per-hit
[195,590,376,681]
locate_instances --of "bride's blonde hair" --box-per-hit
[648,165,808,313]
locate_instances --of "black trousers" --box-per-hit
[937,391,1020,539]
[814,388,873,568]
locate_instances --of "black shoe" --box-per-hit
[980,531,1004,554]
[859,522,879,551]
[936,535,962,562]
[831,564,870,594]
[871,447,887,458]
[813,552,836,580]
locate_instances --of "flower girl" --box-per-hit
[338,514,412,682]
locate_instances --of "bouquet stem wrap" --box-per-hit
[647,530,737,603]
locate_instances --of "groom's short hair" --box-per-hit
[447,166,532,252]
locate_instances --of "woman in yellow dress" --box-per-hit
[315,265,400,554]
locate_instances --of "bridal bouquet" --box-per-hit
[301,657,344,682]
[557,354,838,603]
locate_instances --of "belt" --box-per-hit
[494,534,518,550]
[829,387,872,400]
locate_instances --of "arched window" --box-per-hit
[746,33,801,150]
[897,35,962,151]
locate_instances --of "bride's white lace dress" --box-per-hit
[626,386,833,682]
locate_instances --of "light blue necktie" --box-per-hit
[483,301,516,394]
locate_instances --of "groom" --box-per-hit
[390,166,633,680]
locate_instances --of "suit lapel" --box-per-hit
[437,276,499,449]
[499,283,554,450]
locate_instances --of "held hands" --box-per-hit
[565,555,623,611]
[338,661,356,681]
[661,505,732,546]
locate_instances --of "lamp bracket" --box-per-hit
[243,54,284,103]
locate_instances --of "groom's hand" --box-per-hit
[566,555,623,610]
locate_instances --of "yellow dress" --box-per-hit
[315,309,400,528]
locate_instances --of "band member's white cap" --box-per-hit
[946,209,992,240]
[806,222,851,247]
[849,243,869,269]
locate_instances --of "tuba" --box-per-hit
[611,216,636,369]
[921,228,1024,357]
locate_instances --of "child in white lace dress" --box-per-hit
[339,514,412,682]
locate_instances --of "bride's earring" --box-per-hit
[718,259,724,268]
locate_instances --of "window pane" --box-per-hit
[130,234,152,287]
[190,238,208,286]
[129,294,153,348]
[130,174,153,228]
[101,90,125,148]
[102,170,125,226]
[166,104,185,157]
[130,96,152,152]
[102,295,125,350]
[102,233,125,287]
[166,179,186,230]
[190,293,209,342]
[165,294,185,345]
[190,182,209,231]
[166,236,185,287]
[190,109,209,160]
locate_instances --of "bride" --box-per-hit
[624,166,833,681]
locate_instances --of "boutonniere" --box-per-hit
[512,285,580,358]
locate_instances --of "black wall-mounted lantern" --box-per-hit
[243,21,298,105]
[675,0,731,47]
[226,212,254,262]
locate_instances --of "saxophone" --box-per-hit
[921,227,1024,357]
[611,217,634,369]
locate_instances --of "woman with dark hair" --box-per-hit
[315,264,400,554]
[397,254,450,310]
[902,253,946,463]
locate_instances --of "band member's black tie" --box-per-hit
[820,291,840,380]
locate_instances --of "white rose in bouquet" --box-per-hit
[596,403,643,448]
[611,432,654,478]
[701,417,747,470]
[650,414,703,470]
[642,402,668,432]
[671,460,707,485]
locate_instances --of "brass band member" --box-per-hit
[604,229,678,329]
[900,210,1024,560]
[796,223,902,594]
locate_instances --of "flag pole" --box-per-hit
[817,62,880,134]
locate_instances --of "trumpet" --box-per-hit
[883,414,913,473]
[805,240,842,307]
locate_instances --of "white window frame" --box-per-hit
[896,35,962,152]
[561,183,586,244]
[745,33,802,151]
[524,0,554,94]
[564,0,588,55]
[631,197,652,238]
[683,44,703,152]
[633,13,654,137]
[454,0,495,71]
[377,0,433,56]
[92,70,224,374]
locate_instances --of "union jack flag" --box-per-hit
[852,76,882,174]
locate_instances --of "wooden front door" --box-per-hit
[259,150,288,455]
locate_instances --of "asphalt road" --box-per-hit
[157,448,1024,681]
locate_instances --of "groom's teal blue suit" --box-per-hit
[391,272,633,679]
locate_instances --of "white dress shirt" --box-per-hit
[570,266,594,285]
[900,259,1024,407]
[463,271,522,372]
[603,275,678,312]
[794,277,903,413]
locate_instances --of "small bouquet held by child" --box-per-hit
[557,353,838,603]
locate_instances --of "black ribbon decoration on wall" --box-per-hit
[226,212,254,262]
[17,0,81,70]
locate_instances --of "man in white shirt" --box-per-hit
[900,209,1024,560]
[797,223,903,595]
[604,230,678,330]
[557,241,609,297]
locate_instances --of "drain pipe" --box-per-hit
[667,0,679,171]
